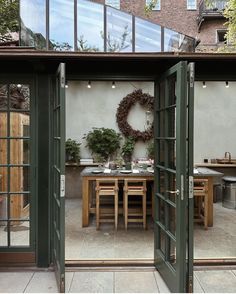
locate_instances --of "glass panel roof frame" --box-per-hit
[19,0,196,53]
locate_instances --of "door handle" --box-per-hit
[167,189,180,196]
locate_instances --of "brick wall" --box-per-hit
[92,0,226,49]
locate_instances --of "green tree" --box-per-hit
[224,0,236,48]
[0,0,19,43]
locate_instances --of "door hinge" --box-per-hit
[60,175,65,198]
[60,64,66,88]
[188,275,193,293]
[189,63,194,88]
[189,176,193,198]
[181,174,184,200]
[60,274,65,293]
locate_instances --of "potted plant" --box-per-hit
[84,127,121,162]
[147,140,154,160]
[121,136,135,169]
[65,138,81,163]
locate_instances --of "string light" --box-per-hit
[112,81,116,89]
[202,81,206,88]
[225,81,229,88]
[87,81,91,89]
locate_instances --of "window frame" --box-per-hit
[187,0,197,10]
[216,29,227,44]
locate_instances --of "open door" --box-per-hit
[154,61,194,293]
[51,63,66,292]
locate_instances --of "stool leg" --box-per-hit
[96,192,99,230]
[115,193,118,230]
[143,193,147,230]
[204,195,208,230]
[124,192,128,230]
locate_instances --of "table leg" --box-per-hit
[82,177,89,227]
[151,182,154,220]
[207,177,213,227]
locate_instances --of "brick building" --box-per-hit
[98,0,228,52]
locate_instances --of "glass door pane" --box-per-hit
[0,82,33,250]
[154,61,194,293]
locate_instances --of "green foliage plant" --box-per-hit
[147,140,154,159]
[144,0,158,17]
[84,128,121,161]
[121,136,135,162]
[224,0,236,48]
[65,139,81,163]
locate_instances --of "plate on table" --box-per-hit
[119,170,132,174]
[147,167,154,173]
[92,169,103,174]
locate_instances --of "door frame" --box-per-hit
[64,71,194,291]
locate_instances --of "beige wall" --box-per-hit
[66,81,154,160]
[66,80,236,164]
[194,82,236,163]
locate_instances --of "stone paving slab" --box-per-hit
[0,272,33,293]
[69,271,113,293]
[153,271,171,293]
[24,272,58,293]
[115,271,159,293]
[195,270,236,293]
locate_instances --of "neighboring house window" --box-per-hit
[105,0,120,9]
[217,29,227,44]
[146,0,161,10]
[187,0,196,10]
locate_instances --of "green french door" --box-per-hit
[51,63,66,292]
[154,61,194,293]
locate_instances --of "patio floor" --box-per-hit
[65,198,236,260]
[1,268,236,293]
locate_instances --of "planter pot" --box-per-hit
[125,162,132,170]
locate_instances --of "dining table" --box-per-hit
[81,166,223,227]
[81,167,154,227]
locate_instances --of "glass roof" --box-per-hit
[20,0,195,52]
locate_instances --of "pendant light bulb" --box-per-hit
[225,81,229,88]
[87,81,91,89]
[112,81,116,89]
[202,81,206,88]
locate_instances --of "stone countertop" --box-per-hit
[195,163,236,168]
[81,167,223,177]
[194,167,224,177]
[81,167,154,177]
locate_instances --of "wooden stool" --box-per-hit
[95,178,119,230]
[194,178,208,230]
[123,179,147,230]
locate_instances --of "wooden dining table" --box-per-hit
[81,166,223,227]
[81,167,154,227]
